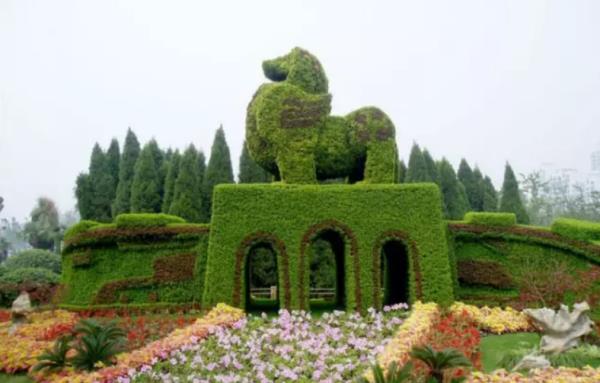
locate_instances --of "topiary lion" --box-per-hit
[246,47,398,184]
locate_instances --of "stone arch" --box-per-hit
[372,230,423,308]
[233,231,291,309]
[299,220,361,311]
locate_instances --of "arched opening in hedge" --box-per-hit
[309,229,346,310]
[380,240,409,306]
[245,242,279,311]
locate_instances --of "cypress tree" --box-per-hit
[499,163,529,223]
[169,145,203,222]
[113,128,140,216]
[422,149,438,184]
[397,160,407,183]
[88,143,113,222]
[457,159,476,211]
[406,143,429,183]
[238,140,271,183]
[437,158,469,220]
[203,126,234,221]
[198,151,207,221]
[471,167,485,211]
[162,150,181,213]
[147,140,166,200]
[482,175,498,212]
[130,141,162,213]
[106,139,120,209]
[75,173,94,220]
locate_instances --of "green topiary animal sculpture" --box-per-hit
[246,47,398,184]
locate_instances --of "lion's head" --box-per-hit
[262,47,329,95]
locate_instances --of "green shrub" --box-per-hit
[0,267,59,284]
[464,212,516,227]
[3,249,61,273]
[33,335,74,373]
[63,220,101,242]
[551,217,600,242]
[356,361,413,383]
[115,213,186,228]
[69,319,126,371]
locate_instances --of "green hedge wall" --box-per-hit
[449,222,600,319]
[60,214,209,308]
[464,212,516,227]
[203,183,454,311]
[551,217,600,242]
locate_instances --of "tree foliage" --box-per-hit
[499,163,529,224]
[204,126,234,220]
[238,140,271,183]
[169,145,203,222]
[162,150,181,213]
[24,197,60,250]
[113,128,140,216]
[438,159,469,220]
[406,143,430,183]
[130,140,162,213]
[481,176,498,212]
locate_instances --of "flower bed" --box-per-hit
[450,302,534,334]
[125,304,409,382]
[0,310,78,373]
[469,366,600,382]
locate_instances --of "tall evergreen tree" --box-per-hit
[457,159,476,211]
[169,145,203,222]
[422,149,438,184]
[397,160,407,183]
[198,151,207,221]
[406,143,429,183]
[87,143,113,222]
[499,163,529,223]
[471,167,485,211]
[203,126,234,221]
[105,139,120,209]
[146,140,166,200]
[75,173,94,220]
[238,140,271,183]
[162,150,181,213]
[113,128,140,216]
[437,158,469,220]
[130,141,162,213]
[482,175,498,212]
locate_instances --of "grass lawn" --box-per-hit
[480,332,540,372]
[0,374,33,383]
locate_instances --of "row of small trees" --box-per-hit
[400,143,529,223]
[75,127,270,223]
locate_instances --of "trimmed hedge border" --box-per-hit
[551,217,600,242]
[464,212,516,227]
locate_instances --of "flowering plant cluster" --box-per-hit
[469,366,600,382]
[37,304,244,383]
[126,303,409,383]
[0,309,11,322]
[372,301,440,379]
[0,310,78,373]
[450,302,533,334]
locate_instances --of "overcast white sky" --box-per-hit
[1,0,600,220]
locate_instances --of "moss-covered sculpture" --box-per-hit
[246,47,398,183]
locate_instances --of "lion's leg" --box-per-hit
[364,140,398,183]
[276,147,318,184]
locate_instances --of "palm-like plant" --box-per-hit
[355,361,413,383]
[32,334,73,373]
[410,345,471,383]
[69,319,126,371]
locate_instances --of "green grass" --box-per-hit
[0,374,33,383]
[480,332,540,372]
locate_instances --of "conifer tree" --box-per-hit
[147,140,166,200]
[457,159,476,211]
[437,158,469,220]
[471,167,485,211]
[113,128,140,216]
[482,175,498,212]
[422,149,438,184]
[162,150,181,213]
[197,151,207,221]
[105,139,120,208]
[397,160,407,183]
[238,140,271,183]
[169,145,203,222]
[203,126,234,220]
[130,141,162,213]
[499,163,529,223]
[87,143,113,221]
[406,143,429,183]
[75,173,94,220]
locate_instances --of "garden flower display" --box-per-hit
[127,303,409,383]
[450,301,533,334]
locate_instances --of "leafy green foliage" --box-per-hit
[161,150,181,213]
[3,249,61,273]
[481,176,498,212]
[355,361,413,383]
[498,344,600,371]
[113,128,141,216]
[438,159,469,220]
[464,212,516,227]
[397,160,407,183]
[0,267,59,284]
[32,335,74,373]
[499,163,529,224]
[115,213,186,228]
[552,217,600,242]
[170,145,203,222]
[422,149,439,184]
[24,197,60,250]
[204,126,234,221]
[410,345,472,383]
[130,140,162,213]
[63,220,101,242]
[69,319,126,371]
[238,140,271,183]
[406,143,430,183]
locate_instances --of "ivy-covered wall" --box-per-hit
[449,221,600,319]
[60,215,210,309]
[203,183,455,311]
